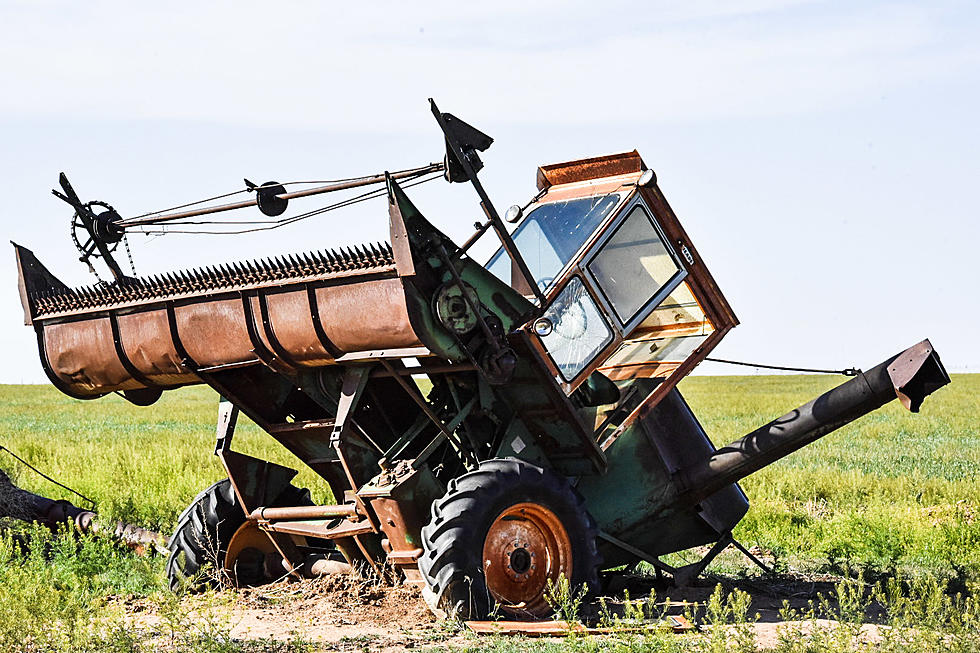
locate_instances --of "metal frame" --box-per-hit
[527,193,693,391]
[579,196,689,333]
[484,189,632,296]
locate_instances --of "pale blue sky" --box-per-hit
[2,1,977,382]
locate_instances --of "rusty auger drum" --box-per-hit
[13,100,950,620]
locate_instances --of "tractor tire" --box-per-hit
[418,458,600,621]
[166,478,311,590]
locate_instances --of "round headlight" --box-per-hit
[504,204,523,223]
[637,169,657,187]
[532,317,554,337]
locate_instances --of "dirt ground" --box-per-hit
[118,571,881,651]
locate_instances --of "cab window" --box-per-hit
[487,194,620,291]
[587,204,684,325]
[538,276,614,381]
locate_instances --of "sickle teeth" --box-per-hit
[31,242,396,315]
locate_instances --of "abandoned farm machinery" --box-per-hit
[13,100,949,620]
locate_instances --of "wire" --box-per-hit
[133,171,432,232]
[125,188,250,221]
[129,171,442,236]
[704,357,861,376]
[125,163,441,222]
[130,185,388,235]
[0,445,97,509]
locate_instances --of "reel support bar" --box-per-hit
[120,163,444,228]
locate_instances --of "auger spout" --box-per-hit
[675,340,950,505]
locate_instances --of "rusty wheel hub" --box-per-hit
[482,502,572,616]
[224,521,282,587]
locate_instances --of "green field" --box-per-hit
[2,374,975,581]
[0,374,976,651]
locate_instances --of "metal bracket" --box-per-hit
[429,99,546,307]
[672,532,733,586]
[330,366,371,446]
[215,398,239,454]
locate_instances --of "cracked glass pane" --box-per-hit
[540,277,613,381]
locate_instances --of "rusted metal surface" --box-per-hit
[886,339,949,412]
[15,242,431,398]
[250,504,358,521]
[535,150,644,190]
[466,615,694,635]
[307,556,353,577]
[482,502,573,618]
[359,463,443,582]
[224,521,285,586]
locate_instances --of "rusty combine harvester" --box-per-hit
[14,101,949,620]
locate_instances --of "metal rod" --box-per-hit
[250,504,358,521]
[277,164,440,201]
[428,99,546,306]
[120,163,444,228]
[597,531,676,574]
[379,359,477,467]
[370,362,478,377]
[460,220,491,254]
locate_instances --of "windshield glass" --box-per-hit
[487,194,620,291]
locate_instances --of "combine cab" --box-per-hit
[14,101,950,620]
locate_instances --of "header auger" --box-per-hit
[14,100,950,620]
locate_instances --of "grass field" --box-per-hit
[0,373,975,651]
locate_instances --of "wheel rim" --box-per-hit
[224,521,281,587]
[482,502,572,616]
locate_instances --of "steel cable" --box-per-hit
[129,170,441,236]
[124,163,442,222]
[0,445,96,509]
[705,357,861,376]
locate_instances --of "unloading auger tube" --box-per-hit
[675,339,950,506]
[11,100,952,622]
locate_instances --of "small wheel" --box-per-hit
[166,478,312,590]
[223,521,284,587]
[418,458,600,620]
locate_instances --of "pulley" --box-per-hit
[244,179,288,217]
[433,281,480,334]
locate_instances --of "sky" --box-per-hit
[1,0,977,383]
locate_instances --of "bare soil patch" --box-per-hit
[116,571,882,650]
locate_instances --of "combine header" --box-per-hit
[14,101,949,620]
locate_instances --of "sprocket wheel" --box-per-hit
[70,200,123,260]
